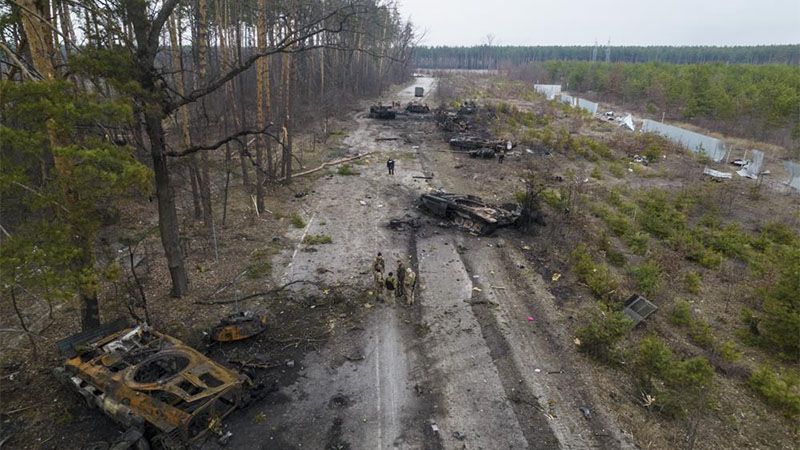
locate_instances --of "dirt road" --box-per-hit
[212,78,633,449]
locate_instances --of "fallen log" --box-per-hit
[276,152,374,182]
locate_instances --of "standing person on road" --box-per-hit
[387,159,395,175]
[404,267,417,305]
[373,252,385,300]
[498,149,505,164]
[384,272,397,305]
[396,260,406,299]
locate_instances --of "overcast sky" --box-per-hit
[397,0,800,46]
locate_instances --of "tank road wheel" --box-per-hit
[453,216,465,227]
[472,222,484,234]
[463,219,474,231]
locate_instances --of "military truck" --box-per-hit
[414,87,424,97]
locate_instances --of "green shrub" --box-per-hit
[757,246,800,360]
[637,189,686,239]
[748,366,800,417]
[303,234,333,245]
[685,271,702,294]
[622,231,649,255]
[590,165,603,179]
[632,337,715,417]
[290,213,306,229]
[608,162,626,178]
[337,164,358,176]
[571,244,619,300]
[630,260,663,296]
[246,247,274,279]
[718,340,742,363]
[689,318,715,348]
[643,144,662,163]
[599,232,627,267]
[670,299,693,326]
[539,188,562,210]
[575,309,633,362]
[634,336,674,382]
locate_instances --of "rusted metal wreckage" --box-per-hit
[420,191,521,235]
[210,311,268,343]
[55,320,249,449]
[405,102,430,114]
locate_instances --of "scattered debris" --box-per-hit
[211,311,268,343]
[449,135,508,151]
[469,148,496,159]
[387,215,422,231]
[632,154,649,165]
[622,294,658,326]
[579,407,592,420]
[620,114,635,131]
[452,431,467,441]
[703,167,733,181]
[375,137,400,141]
[54,320,249,448]
[430,423,439,433]
[405,102,430,114]
[551,273,561,282]
[419,191,521,235]
[527,316,534,322]
[368,104,396,120]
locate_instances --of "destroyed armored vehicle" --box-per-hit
[435,110,470,132]
[405,102,431,114]
[369,104,396,120]
[211,311,268,343]
[55,319,250,449]
[449,135,506,151]
[470,148,496,159]
[459,100,477,115]
[419,191,521,235]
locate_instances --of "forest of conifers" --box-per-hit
[513,61,800,148]
[0,0,414,330]
[413,45,800,68]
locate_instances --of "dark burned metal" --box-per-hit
[405,102,430,114]
[459,100,477,115]
[419,191,521,235]
[211,311,268,342]
[388,215,422,231]
[449,135,506,151]
[470,148,496,159]
[434,110,470,132]
[55,323,249,449]
[368,104,396,120]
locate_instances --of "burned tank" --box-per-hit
[211,311,268,343]
[369,104,396,120]
[405,102,430,114]
[419,191,521,235]
[470,148,496,159]
[449,135,506,151]
[54,319,249,449]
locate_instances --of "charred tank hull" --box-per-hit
[419,191,520,235]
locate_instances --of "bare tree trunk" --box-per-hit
[144,107,189,297]
[254,0,269,211]
[233,10,251,187]
[194,0,217,257]
[169,13,203,220]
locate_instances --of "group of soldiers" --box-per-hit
[372,252,416,305]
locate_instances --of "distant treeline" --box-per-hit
[413,45,800,68]
[515,61,800,148]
